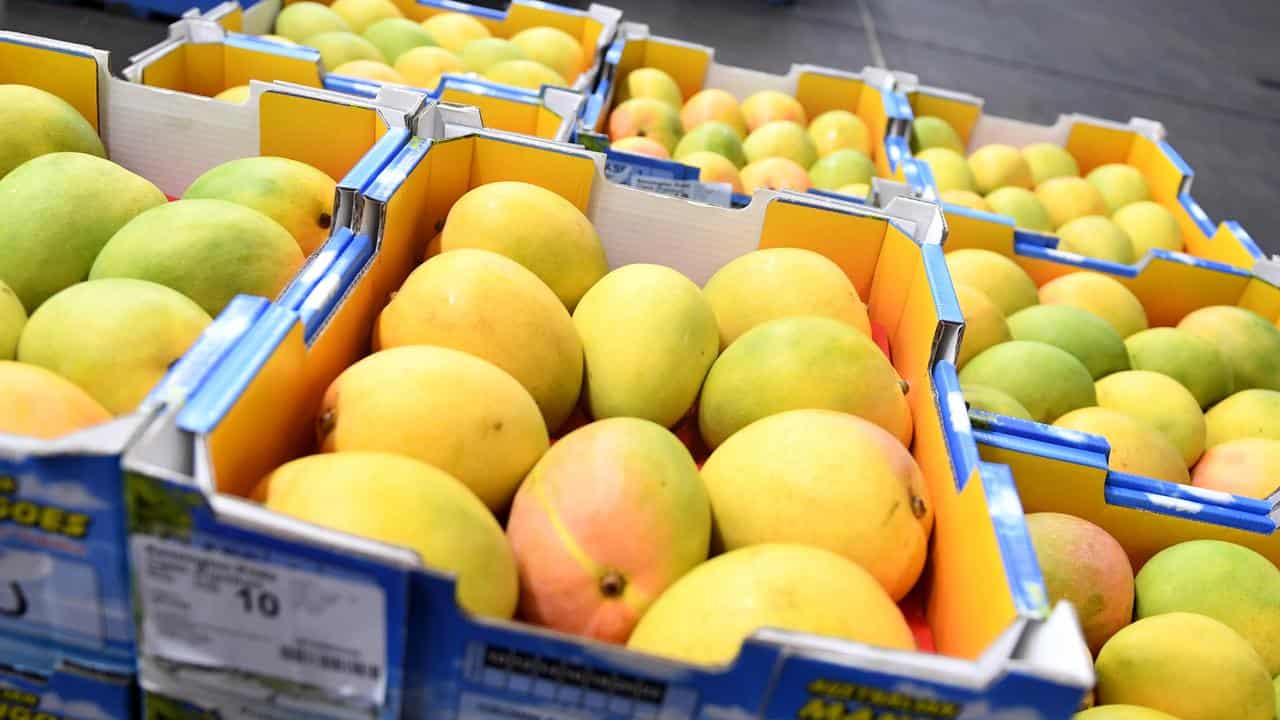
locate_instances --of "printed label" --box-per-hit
[131,536,387,706]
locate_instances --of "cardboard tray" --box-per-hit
[855,177,1280,571]
[0,30,425,718]
[124,5,590,143]
[578,22,924,201]
[892,73,1266,274]
[120,118,1094,719]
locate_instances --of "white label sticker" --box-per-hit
[131,536,387,706]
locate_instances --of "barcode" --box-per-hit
[280,645,381,680]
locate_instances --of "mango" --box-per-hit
[506,418,709,642]
[394,46,463,89]
[0,152,165,312]
[319,346,549,511]
[213,85,250,103]
[18,278,211,415]
[1136,540,1280,675]
[680,151,742,192]
[1096,612,1274,720]
[1087,163,1150,213]
[1206,389,1280,448]
[954,283,1010,368]
[740,90,806,132]
[699,316,911,449]
[945,248,1039,317]
[362,18,436,63]
[308,31,386,71]
[940,189,990,213]
[611,136,669,159]
[608,97,683,153]
[1037,176,1108,229]
[1057,215,1136,264]
[1008,304,1129,379]
[808,148,874,191]
[509,26,585,84]
[1192,439,1280,499]
[680,89,747,138]
[1096,370,1204,467]
[273,1,351,44]
[1178,306,1280,392]
[184,156,337,255]
[702,247,870,349]
[0,361,110,438]
[1039,271,1148,338]
[459,38,526,73]
[615,67,681,109]
[440,181,607,311]
[807,110,870,158]
[329,0,401,34]
[1022,142,1079,186]
[1054,407,1189,484]
[703,410,930,600]
[482,59,567,90]
[968,143,1033,194]
[1074,707,1182,720]
[1125,327,1232,408]
[376,249,583,432]
[0,281,25,360]
[573,264,718,428]
[332,59,405,83]
[0,85,104,180]
[1026,512,1134,654]
[1113,201,1182,256]
[742,120,817,169]
[910,116,963,153]
[959,341,1096,423]
[90,199,303,316]
[628,544,914,666]
[917,147,975,193]
[739,157,810,193]
[262,452,517,618]
[673,122,746,168]
[985,186,1053,232]
[420,12,490,53]
[962,383,1032,419]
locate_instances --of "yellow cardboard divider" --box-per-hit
[259,92,385,181]
[440,88,541,138]
[0,39,101,131]
[141,42,321,98]
[1063,122,1135,175]
[212,3,244,31]
[224,43,322,89]
[757,201,882,301]
[1125,134,1181,203]
[795,72,892,176]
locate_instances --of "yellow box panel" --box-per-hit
[866,223,917,337]
[1064,123,1135,175]
[756,201,883,303]
[214,5,244,31]
[1120,255,1251,327]
[441,88,540,137]
[184,43,226,98]
[138,45,189,93]
[225,44,322,89]
[795,72,864,124]
[894,245,943,392]
[939,210,1017,256]
[1198,222,1259,269]
[421,137,478,240]
[1126,135,1182,204]
[0,42,101,131]
[534,105,565,141]
[259,92,380,181]
[469,137,596,212]
[371,139,436,304]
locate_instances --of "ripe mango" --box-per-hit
[375,249,583,432]
[574,264,718,428]
[1192,438,1280,499]
[1125,327,1233,408]
[262,452,517,618]
[0,152,165,311]
[319,346,549,511]
[440,181,607,311]
[1039,271,1148,338]
[17,278,211,415]
[506,418,709,643]
[1095,612,1273,720]
[0,85,104,180]
[616,67,681,109]
[945,248,1038,317]
[954,284,1010,368]
[1178,305,1280,392]
[1007,304,1129,379]
[960,341,1095,424]
[628,544,914,666]
[509,26,584,83]
[0,361,110,438]
[184,156,337,255]
[0,281,25,360]
[1096,370,1205,467]
[701,410,931,600]
[1053,407,1189,484]
[701,247,870,349]
[699,316,911,449]
[421,12,490,53]
[90,199,304,316]
[1205,389,1280,448]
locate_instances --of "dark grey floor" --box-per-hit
[3,0,1277,252]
